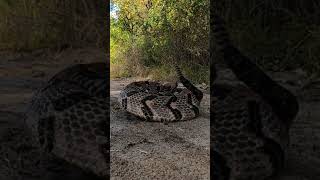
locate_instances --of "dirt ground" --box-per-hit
[0,48,319,179]
[0,48,108,180]
[110,79,210,180]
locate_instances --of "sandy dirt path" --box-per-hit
[0,48,319,179]
[110,79,210,180]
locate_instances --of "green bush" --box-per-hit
[110,0,209,84]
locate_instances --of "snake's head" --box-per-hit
[162,82,178,92]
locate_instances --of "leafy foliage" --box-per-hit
[110,0,209,83]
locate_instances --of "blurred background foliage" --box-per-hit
[110,0,210,83]
[0,0,106,51]
[0,0,318,82]
[215,0,320,77]
[112,0,320,83]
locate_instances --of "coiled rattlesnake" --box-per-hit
[118,62,203,122]
[212,13,299,180]
[24,62,108,178]
[24,60,202,179]
[23,13,301,180]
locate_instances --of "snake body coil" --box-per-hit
[118,63,203,122]
[212,13,299,179]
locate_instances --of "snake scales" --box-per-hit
[23,13,300,180]
[24,62,108,178]
[25,61,202,178]
[212,13,299,179]
[118,63,203,122]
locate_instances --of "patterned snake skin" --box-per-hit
[212,13,299,180]
[24,62,108,179]
[23,13,300,180]
[118,63,203,122]
[25,63,107,134]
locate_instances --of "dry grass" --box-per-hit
[0,0,106,51]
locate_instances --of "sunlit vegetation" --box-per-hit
[110,0,209,83]
[1,0,318,80]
